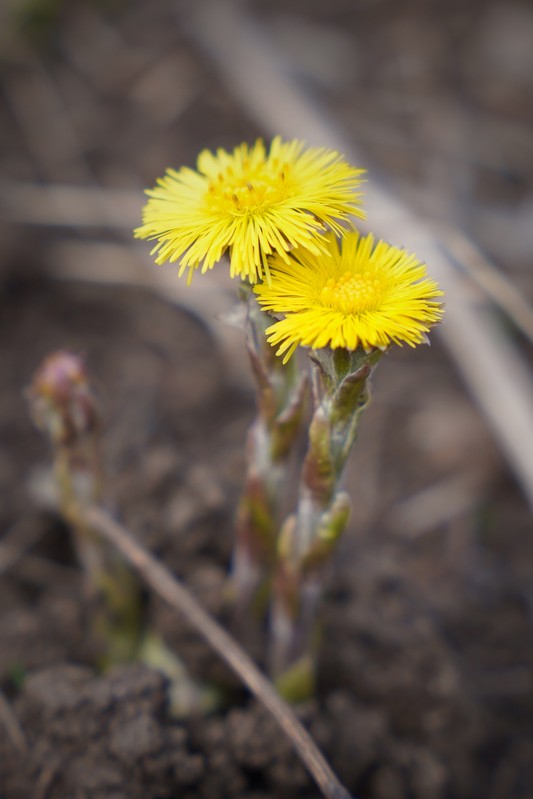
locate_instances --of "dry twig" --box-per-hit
[438,225,533,347]
[85,504,355,799]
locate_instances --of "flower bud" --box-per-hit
[28,351,98,446]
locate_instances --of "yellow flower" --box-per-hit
[134,137,365,284]
[255,231,444,362]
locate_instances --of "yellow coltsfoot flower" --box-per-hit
[135,137,365,284]
[255,231,444,361]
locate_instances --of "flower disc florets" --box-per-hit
[134,137,365,283]
[255,231,444,362]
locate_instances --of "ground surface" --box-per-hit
[1,1,533,798]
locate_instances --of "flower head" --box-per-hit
[255,231,444,362]
[134,137,365,284]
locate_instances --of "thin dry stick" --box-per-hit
[85,505,354,799]
[437,225,533,348]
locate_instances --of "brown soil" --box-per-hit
[0,276,532,799]
[1,0,533,797]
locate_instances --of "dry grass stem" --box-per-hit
[439,226,533,347]
[85,504,355,799]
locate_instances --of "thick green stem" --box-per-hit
[272,347,385,697]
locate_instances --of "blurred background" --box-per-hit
[1,1,533,798]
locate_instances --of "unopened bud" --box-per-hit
[28,351,99,446]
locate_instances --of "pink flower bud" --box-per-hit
[28,351,98,446]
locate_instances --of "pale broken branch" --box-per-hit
[437,225,533,348]
[85,504,355,799]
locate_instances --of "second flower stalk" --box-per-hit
[232,286,308,617]
[236,321,385,696]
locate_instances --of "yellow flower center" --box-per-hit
[204,160,293,214]
[320,271,382,314]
